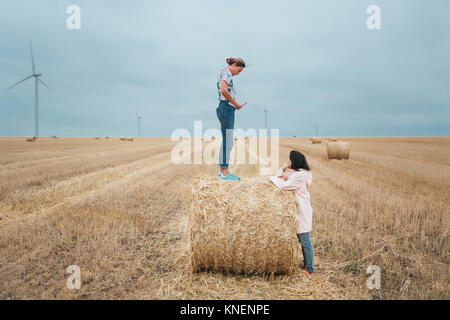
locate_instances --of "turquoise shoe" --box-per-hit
[218,172,241,181]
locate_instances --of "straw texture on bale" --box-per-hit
[311,137,321,144]
[326,141,350,160]
[189,175,300,274]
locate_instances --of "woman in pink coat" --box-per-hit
[269,150,315,274]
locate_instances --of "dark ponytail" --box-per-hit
[226,57,246,68]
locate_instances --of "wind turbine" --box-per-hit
[7,45,51,137]
[264,106,269,130]
[136,113,142,137]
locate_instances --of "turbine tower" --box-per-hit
[264,106,269,130]
[136,113,142,137]
[7,45,51,137]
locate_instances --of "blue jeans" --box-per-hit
[216,100,235,169]
[297,232,315,273]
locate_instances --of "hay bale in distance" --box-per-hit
[94,137,100,140]
[326,141,350,160]
[328,138,338,142]
[120,137,126,141]
[26,137,36,142]
[189,175,300,274]
[126,137,134,141]
[105,136,110,139]
[311,137,321,144]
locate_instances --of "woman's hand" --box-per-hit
[235,102,247,110]
[281,162,289,172]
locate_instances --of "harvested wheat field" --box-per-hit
[0,136,448,300]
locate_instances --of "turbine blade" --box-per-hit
[38,78,52,91]
[30,44,35,74]
[7,75,33,90]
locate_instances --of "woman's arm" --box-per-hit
[220,80,243,109]
[276,162,289,177]
[269,173,301,190]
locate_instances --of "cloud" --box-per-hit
[0,0,449,137]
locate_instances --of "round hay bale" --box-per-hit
[126,137,134,141]
[189,176,300,274]
[311,137,321,144]
[328,138,338,142]
[94,136,100,140]
[326,141,350,160]
[26,137,36,142]
[120,137,126,141]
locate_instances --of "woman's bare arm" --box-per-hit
[220,80,243,109]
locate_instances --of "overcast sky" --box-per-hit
[1,0,449,137]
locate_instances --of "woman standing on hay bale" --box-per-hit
[216,57,247,181]
[269,150,315,275]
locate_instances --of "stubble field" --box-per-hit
[0,136,448,299]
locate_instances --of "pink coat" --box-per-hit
[270,168,313,234]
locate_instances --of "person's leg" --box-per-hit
[217,102,228,174]
[296,234,307,266]
[297,232,315,273]
[220,127,234,177]
[224,108,235,168]
[217,103,235,175]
